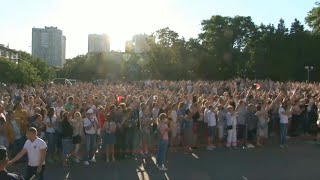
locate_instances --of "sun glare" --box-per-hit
[58,0,172,52]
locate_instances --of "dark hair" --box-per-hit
[62,112,69,121]
[109,105,116,111]
[34,113,42,120]
[256,104,262,111]
[185,108,191,115]
[47,107,55,118]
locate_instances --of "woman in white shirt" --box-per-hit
[169,104,178,151]
[45,107,57,163]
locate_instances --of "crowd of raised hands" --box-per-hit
[0,79,319,168]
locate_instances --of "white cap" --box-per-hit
[86,109,94,114]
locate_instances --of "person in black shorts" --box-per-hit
[0,146,24,180]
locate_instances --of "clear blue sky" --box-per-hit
[0,0,316,58]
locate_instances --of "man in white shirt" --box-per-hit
[279,103,291,149]
[10,127,47,180]
[206,105,217,150]
[83,109,99,165]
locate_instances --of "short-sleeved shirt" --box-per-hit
[83,117,98,134]
[207,110,216,127]
[45,116,57,133]
[279,107,288,124]
[64,103,74,112]
[0,170,25,180]
[23,137,47,167]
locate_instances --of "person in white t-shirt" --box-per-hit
[206,105,217,150]
[10,127,47,180]
[83,109,99,165]
[279,102,291,149]
[226,105,237,148]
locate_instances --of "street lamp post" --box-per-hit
[188,70,194,80]
[304,66,314,83]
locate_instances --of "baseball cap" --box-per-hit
[0,146,8,161]
[86,109,94,114]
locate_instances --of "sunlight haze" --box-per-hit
[0,0,316,58]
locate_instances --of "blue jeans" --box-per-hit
[125,128,134,152]
[0,136,7,147]
[84,134,97,161]
[280,123,288,145]
[46,132,56,154]
[303,114,310,133]
[208,126,216,143]
[61,138,73,158]
[157,139,168,167]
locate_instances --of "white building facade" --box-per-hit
[88,34,110,53]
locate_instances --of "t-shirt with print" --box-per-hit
[23,137,47,167]
[83,117,98,134]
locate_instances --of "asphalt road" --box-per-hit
[7,138,320,180]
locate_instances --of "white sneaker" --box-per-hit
[247,144,255,148]
[206,146,213,151]
[83,161,89,165]
[159,165,168,171]
[90,158,96,163]
[280,145,285,149]
[75,158,80,163]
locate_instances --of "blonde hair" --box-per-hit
[74,112,81,118]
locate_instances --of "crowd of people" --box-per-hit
[0,79,320,179]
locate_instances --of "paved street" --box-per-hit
[8,138,320,180]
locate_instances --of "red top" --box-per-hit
[98,113,106,129]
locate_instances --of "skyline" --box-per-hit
[0,0,317,59]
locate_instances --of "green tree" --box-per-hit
[290,18,305,34]
[0,57,40,84]
[305,2,320,33]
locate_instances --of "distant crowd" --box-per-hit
[0,79,320,178]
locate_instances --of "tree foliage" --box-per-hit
[56,3,320,82]
[0,51,55,84]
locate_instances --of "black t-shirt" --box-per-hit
[0,170,25,180]
[192,111,200,122]
[61,119,73,138]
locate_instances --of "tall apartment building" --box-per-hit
[32,26,66,67]
[126,34,154,54]
[88,34,110,53]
